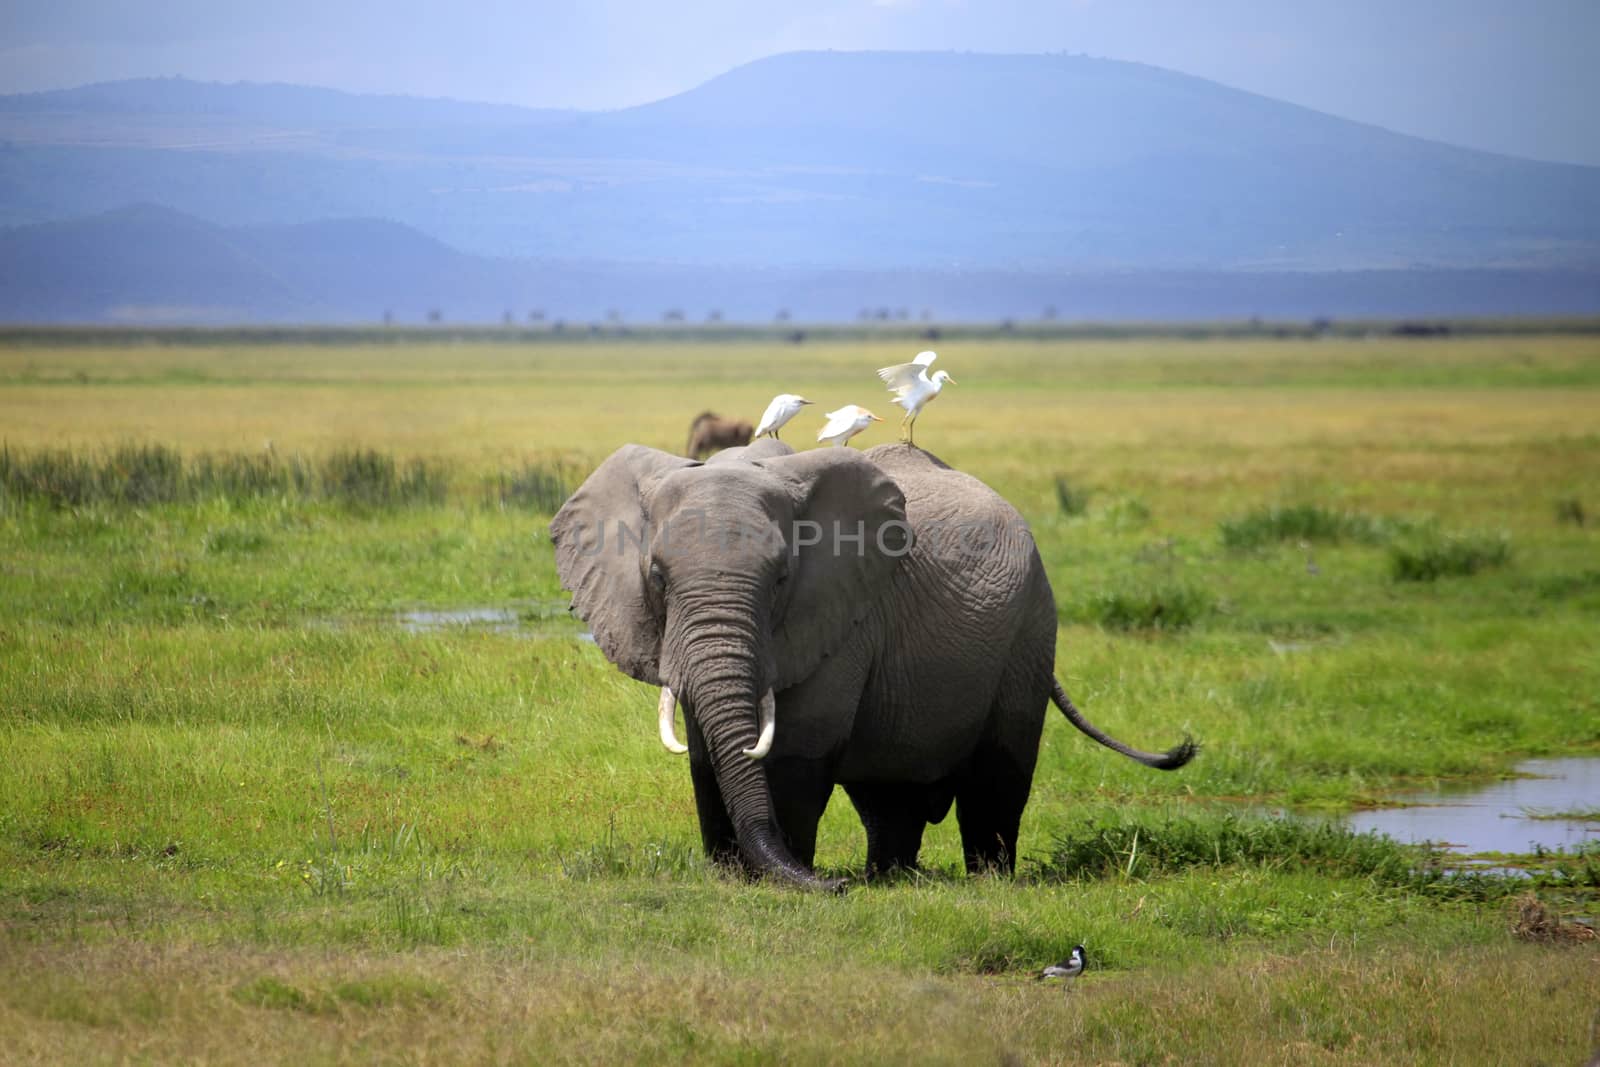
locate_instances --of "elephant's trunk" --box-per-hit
[674,625,827,889]
[657,685,773,760]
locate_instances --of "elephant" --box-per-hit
[550,439,1194,891]
[685,411,754,459]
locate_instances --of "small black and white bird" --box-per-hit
[1037,945,1086,983]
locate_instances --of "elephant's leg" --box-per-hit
[955,748,1034,876]
[845,782,931,879]
[957,650,1050,875]
[684,710,739,866]
[764,757,834,870]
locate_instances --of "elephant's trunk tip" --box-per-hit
[743,835,849,893]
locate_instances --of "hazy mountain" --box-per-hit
[0,76,570,129]
[0,204,508,323]
[3,204,1597,324]
[0,50,1598,306]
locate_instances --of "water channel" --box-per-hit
[1346,757,1599,857]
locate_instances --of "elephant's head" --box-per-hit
[550,442,907,889]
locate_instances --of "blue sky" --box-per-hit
[2,0,1596,165]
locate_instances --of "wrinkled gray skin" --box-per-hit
[550,439,1193,891]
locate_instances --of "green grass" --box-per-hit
[1053,473,1091,516]
[1522,808,1600,822]
[1070,580,1212,632]
[1,332,1598,1063]
[0,442,457,510]
[1389,532,1513,582]
[1218,502,1408,549]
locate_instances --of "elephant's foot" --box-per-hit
[864,863,921,885]
[956,778,1027,877]
[846,782,930,878]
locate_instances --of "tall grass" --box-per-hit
[319,448,447,508]
[492,458,582,512]
[1030,809,1548,897]
[1072,581,1212,632]
[1218,503,1404,549]
[0,444,578,512]
[1389,533,1512,582]
[1053,474,1091,517]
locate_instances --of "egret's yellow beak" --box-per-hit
[944,375,957,385]
[867,411,884,421]
[800,398,814,405]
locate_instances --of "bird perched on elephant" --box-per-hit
[816,404,884,448]
[550,439,1194,891]
[754,394,814,440]
[877,350,955,445]
[685,411,754,459]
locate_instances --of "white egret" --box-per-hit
[754,393,813,439]
[876,349,956,446]
[816,405,883,447]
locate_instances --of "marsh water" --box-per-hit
[1346,757,1600,856]
[397,607,524,632]
[393,600,586,636]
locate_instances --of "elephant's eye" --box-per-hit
[648,561,666,592]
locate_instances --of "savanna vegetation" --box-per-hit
[2,330,1597,1064]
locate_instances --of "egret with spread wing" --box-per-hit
[754,394,813,440]
[876,350,955,446]
[816,405,883,447]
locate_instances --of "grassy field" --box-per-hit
[2,332,1598,1064]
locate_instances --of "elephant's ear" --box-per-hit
[761,449,907,689]
[549,445,699,684]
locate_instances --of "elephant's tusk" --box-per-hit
[658,686,688,754]
[743,689,776,759]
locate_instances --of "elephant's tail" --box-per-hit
[1050,679,1197,770]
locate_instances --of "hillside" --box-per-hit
[1,52,1597,271]
[3,205,1598,324]
[0,206,505,323]
[0,76,569,130]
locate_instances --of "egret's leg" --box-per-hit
[898,411,911,444]
[906,412,917,447]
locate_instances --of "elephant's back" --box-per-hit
[865,444,1043,597]
[900,471,1048,620]
[844,446,1055,781]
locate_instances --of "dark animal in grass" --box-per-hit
[550,439,1195,891]
[685,411,754,459]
